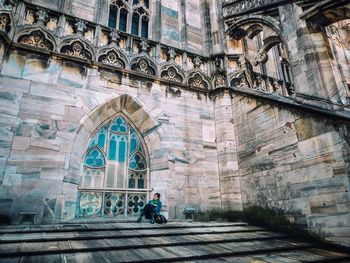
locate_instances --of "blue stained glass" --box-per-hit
[129,152,146,170]
[84,148,105,167]
[138,177,144,188]
[108,136,117,160]
[97,133,106,148]
[129,129,140,155]
[89,124,108,149]
[111,116,128,133]
[118,135,126,163]
[128,176,135,188]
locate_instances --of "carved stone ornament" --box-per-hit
[140,39,149,54]
[167,48,176,62]
[214,57,222,69]
[252,51,268,66]
[230,74,246,88]
[131,58,156,76]
[62,41,91,59]
[223,0,279,17]
[214,73,226,88]
[75,19,87,35]
[188,72,208,89]
[109,29,120,46]
[0,0,16,10]
[19,30,53,50]
[161,65,183,83]
[99,50,125,68]
[0,13,10,32]
[35,8,48,25]
[193,56,202,69]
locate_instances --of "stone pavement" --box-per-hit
[0,221,349,262]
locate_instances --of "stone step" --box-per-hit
[0,221,248,234]
[0,225,264,243]
[0,222,349,263]
[0,231,289,256]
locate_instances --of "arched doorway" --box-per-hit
[77,113,150,218]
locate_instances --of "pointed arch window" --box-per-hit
[131,13,140,35]
[108,5,118,28]
[141,17,149,38]
[108,0,151,38]
[119,8,128,32]
[78,115,149,218]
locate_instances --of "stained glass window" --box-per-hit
[79,115,148,217]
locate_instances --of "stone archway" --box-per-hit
[59,94,161,221]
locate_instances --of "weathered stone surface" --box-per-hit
[233,95,350,247]
[0,0,349,249]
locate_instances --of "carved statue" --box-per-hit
[238,54,254,89]
[251,50,268,66]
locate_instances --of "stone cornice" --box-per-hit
[10,41,211,95]
[223,0,290,18]
[223,86,350,122]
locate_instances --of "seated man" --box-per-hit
[137,193,161,224]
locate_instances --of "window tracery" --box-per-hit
[78,115,148,218]
[108,0,150,38]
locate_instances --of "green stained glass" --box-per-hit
[84,148,105,167]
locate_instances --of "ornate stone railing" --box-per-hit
[0,1,226,92]
[223,0,284,17]
[0,0,298,100]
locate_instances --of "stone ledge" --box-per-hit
[213,86,350,122]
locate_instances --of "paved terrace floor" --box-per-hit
[0,221,349,262]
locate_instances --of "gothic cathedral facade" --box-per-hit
[0,0,349,247]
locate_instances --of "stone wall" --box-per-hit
[0,49,222,223]
[231,93,350,246]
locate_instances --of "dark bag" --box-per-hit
[155,214,167,224]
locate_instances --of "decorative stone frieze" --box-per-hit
[188,71,210,89]
[99,50,125,67]
[212,58,227,88]
[160,48,185,83]
[131,57,156,75]
[18,30,53,50]
[161,65,184,83]
[223,0,280,17]
[61,40,91,59]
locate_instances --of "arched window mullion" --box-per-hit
[103,123,112,189]
[138,14,142,37]
[116,7,121,31]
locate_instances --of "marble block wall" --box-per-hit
[0,50,222,223]
[231,94,350,246]
[214,92,242,211]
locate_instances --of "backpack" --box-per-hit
[155,214,167,224]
